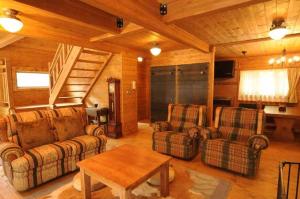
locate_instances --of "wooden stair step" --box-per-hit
[72,68,98,72]
[59,96,82,99]
[69,76,95,79]
[77,59,104,64]
[63,90,86,93]
[82,49,110,56]
[65,83,90,85]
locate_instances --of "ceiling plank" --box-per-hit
[215,33,300,47]
[12,0,120,34]
[90,23,144,42]
[164,0,271,23]
[80,0,210,53]
[0,34,24,48]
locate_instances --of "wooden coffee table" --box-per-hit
[77,144,172,199]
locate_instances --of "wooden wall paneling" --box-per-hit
[208,47,216,126]
[121,52,138,135]
[137,58,150,121]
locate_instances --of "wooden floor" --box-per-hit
[0,123,300,199]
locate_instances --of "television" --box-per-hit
[214,60,235,78]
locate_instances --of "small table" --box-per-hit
[264,106,300,141]
[77,144,172,199]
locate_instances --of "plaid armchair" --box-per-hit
[152,104,207,160]
[201,107,269,176]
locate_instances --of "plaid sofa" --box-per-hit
[0,107,106,191]
[152,104,207,160]
[200,107,269,176]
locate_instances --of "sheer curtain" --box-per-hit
[238,69,289,102]
[287,68,300,103]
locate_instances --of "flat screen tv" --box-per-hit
[214,60,235,78]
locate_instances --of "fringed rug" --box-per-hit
[38,168,231,199]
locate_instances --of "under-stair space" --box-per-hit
[49,44,112,106]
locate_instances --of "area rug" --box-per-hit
[38,169,231,199]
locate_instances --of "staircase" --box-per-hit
[49,43,112,106]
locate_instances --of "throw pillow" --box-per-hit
[16,118,55,151]
[53,116,85,141]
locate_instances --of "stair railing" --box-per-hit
[49,43,74,92]
[277,161,300,199]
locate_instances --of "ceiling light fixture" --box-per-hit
[269,18,288,40]
[150,44,161,56]
[268,49,300,65]
[0,8,23,33]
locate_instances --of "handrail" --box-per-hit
[49,43,75,92]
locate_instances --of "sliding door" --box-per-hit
[177,63,208,104]
[151,66,175,122]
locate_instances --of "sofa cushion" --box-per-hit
[16,119,55,151]
[153,131,192,145]
[5,110,49,145]
[219,126,254,142]
[11,142,74,172]
[53,116,85,141]
[61,135,106,157]
[46,107,87,130]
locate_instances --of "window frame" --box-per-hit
[14,70,50,90]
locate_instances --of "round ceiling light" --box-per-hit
[0,9,23,33]
[269,19,288,40]
[150,44,161,56]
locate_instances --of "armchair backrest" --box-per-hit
[167,104,207,132]
[214,107,264,142]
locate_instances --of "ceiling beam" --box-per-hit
[0,34,24,48]
[80,0,210,53]
[90,23,144,42]
[215,33,300,47]
[10,0,120,34]
[164,0,271,23]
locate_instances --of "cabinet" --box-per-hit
[151,63,208,122]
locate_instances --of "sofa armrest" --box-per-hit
[199,127,220,141]
[247,134,269,151]
[85,124,105,137]
[152,121,170,132]
[0,142,24,163]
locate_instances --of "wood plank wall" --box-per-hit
[137,58,150,121]
[121,52,138,135]
[0,38,57,107]
[214,53,300,107]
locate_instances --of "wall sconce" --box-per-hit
[132,81,136,90]
[137,56,143,62]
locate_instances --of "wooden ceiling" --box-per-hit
[0,0,300,57]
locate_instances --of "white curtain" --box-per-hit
[238,69,289,102]
[287,68,300,103]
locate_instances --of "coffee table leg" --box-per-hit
[160,162,169,197]
[120,189,131,199]
[81,169,91,199]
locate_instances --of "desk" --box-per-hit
[264,106,300,141]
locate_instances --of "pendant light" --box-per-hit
[150,43,161,56]
[269,0,288,40]
[269,18,288,40]
[0,9,23,33]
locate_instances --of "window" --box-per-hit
[16,72,50,89]
[238,69,289,102]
